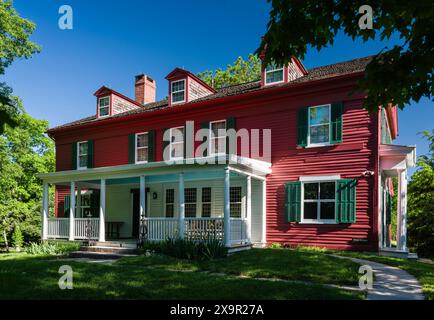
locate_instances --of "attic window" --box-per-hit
[171,79,185,104]
[98,96,110,117]
[265,63,284,85]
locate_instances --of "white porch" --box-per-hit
[39,156,271,247]
[379,144,416,257]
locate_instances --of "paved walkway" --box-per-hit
[331,255,424,300]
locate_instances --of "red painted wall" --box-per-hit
[52,74,379,251]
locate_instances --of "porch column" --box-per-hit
[99,179,106,242]
[397,169,408,251]
[140,176,146,219]
[246,175,252,243]
[68,181,76,241]
[76,185,82,218]
[178,173,185,239]
[42,182,49,240]
[261,179,267,245]
[224,168,231,247]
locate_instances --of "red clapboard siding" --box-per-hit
[52,75,380,251]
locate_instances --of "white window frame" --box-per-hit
[171,79,186,104]
[78,190,93,218]
[229,186,243,218]
[135,132,149,164]
[169,126,184,161]
[301,179,338,224]
[209,120,226,156]
[164,188,175,218]
[98,96,110,117]
[77,141,88,170]
[201,187,212,217]
[307,104,331,147]
[184,188,197,218]
[264,64,284,86]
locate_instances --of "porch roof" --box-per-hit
[38,155,272,184]
[380,144,416,176]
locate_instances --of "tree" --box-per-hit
[0,0,40,133]
[11,223,23,251]
[407,130,434,258]
[0,97,54,245]
[198,54,261,89]
[257,1,433,112]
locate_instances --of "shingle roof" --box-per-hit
[48,55,373,133]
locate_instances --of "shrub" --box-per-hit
[269,242,282,249]
[26,241,80,255]
[12,225,24,251]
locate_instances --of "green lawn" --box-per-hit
[0,249,364,300]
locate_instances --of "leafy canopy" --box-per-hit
[0,0,40,133]
[198,54,261,89]
[257,0,434,112]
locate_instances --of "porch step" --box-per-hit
[69,251,137,260]
[228,243,252,254]
[380,248,418,260]
[80,245,139,255]
[88,241,137,249]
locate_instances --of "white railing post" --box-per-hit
[224,168,231,247]
[178,173,185,239]
[68,181,75,241]
[42,182,49,240]
[261,179,267,245]
[246,175,252,243]
[99,179,106,242]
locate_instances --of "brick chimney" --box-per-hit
[135,74,156,105]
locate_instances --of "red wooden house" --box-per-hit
[39,55,415,255]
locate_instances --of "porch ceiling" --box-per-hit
[380,144,416,176]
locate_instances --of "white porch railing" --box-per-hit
[185,218,224,241]
[47,218,69,239]
[144,218,178,241]
[230,218,249,244]
[74,218,99,240]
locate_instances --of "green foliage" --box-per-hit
[0,0,40,133]
[198,54,261,89]
[270,242,283,249]
[408,130,434,258]
[151,238,228,261]
[26,241,80,255]
[258,1,433,112]
[11,224,23,249]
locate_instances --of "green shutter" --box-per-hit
[297,107,308,147]
[163,128,170,160]
[335,179,356,223]
[64,195,71,217]
[128,133,135,164]
[285,182,301,222]
[201,122,209,157]
[331,102,343,144]
[71,142,77,170]
[226,117,236,155]
[148,130,155,162]
[87,140,94,168]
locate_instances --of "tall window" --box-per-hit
[201,187,212,217]
[309,105,330,145]
[264,63,284,85]
[184,188,197,218]
[230,186,242,218]
[136,132,149,163]
[303,182,335,222]
[171,79,185,104]
[165,189,175,218]
[210,120,226,155]
[98,96,110,117]
[77,141,88,169]
[170,127,184,160]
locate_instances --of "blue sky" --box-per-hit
[4,0,433,175]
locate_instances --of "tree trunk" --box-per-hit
[3,230,9,252]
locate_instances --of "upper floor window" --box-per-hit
[171,79,186,104]
[264,63,284,85]
[302,181,335,223]
[210,120,226,155]
[135,132,149,163]
[77,141,88,169]
[308,105,330,145]
[98,96,110,117]
[170,126,184,160]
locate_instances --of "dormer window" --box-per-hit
[264,63,284,85]
[98,96,110,117]
[171,79,186,104]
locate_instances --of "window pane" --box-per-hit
[166,204,174,218]
[185,203,196,218]
[79,155,87,168]
[310,124,329,144]
[202,187,211,203]
[304,202,318,219]
[171,127,184,143]
[230,203,242,218]
[79,142,88,155]
[137,148,148,162]
[172,91,184,102]
[266,69,284,84]
[202,203,211,217]
[99,106,109,116]
[230,187,242,202]
[310,106,329,125]
[99,97,109,107]
[212,137,226,154]
[185,188,197,203]
[171,143,183,158]
[137,133,148,148]
[320,202,335,220]
[166,189,174,203]
[304,183,318,200]
[211,121,226,137]
[320,182,335,199]
[172,80,185,92]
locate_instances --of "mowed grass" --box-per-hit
[0,249,364,300]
